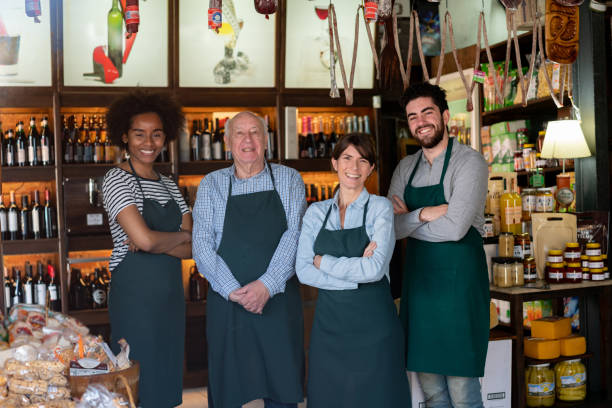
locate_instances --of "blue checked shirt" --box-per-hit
[192,163,307,300]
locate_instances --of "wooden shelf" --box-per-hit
[1,166,56,182]
[67,235,113,252]
[1,238,59,255]
[284,159,333,172]
[179,160,232,175]
[68,309,109,326]
[516,166,574,177]
[489,327,516,341]
[62,162,172,178]
[482,96,567,126]
[525,352,593,366]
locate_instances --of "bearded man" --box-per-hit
[388,82,490,408]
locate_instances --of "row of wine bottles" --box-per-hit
[69,267,110,310]
[1,117,54,167]
[185,116,275,162]
[4,260,60,311]
[298,115,371,160]
[305,183,339,204]
[0,189,57,241]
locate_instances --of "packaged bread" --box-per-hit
[8,378,48,395]
[46,386,71,400]
[28,360,65,374]
[48,374,68,387]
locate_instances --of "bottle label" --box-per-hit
[8,213,18,232]
[585,249,601,256]
[212,143,222,160]
[18,148,26,164]
[525,271,537,280]
[35,284,47,306]
[566,272,581,280]
[4,287,11,308]
[582,273,590,280]
[589,261,604,269]
[32,209,40,233]
[513,245,524,259]
[49,286,58,301]
[0,212,7,232]
[28,146,35,163]
[93,289,106,305]
[560,373,586,387]
[24,284,33,304]
[42,145,50,162]
[13,295,20,305]
[208,8,222,29]
[6,150,13,165]
[125,7,140,25]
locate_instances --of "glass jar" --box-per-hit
[483,214,494,238]
[581,257,591,281]
[517,128,529,149]
[523,143,536,170]
[524,257,537,283]
[555,360,586,402]
[547,250,564,264]
[488,177,504,236]
[499,232,515,257]
[590,268,604,281]
[536,188,555,213]
[514,150,525,171]
[565,263,583,284]
[563,243,581,264]
[512,259,525,286]
[500,190,522,235]
[526,363,555,407]
[604,267,609,280]
[603,254,609,280]
[493,258,515,288]
[547,262,565,284]
[514,233,532,259]
[536,152,547,168]
[522,188,537,221]
[585,242,601,257]
[530,168,545,188]
[589,256,604,270]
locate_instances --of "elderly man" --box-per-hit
[388,82,489,408]
[193,111,305,408]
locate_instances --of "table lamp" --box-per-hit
[540,120,591,173]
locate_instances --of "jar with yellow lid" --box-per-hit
[589,256,604,270]
[603,254,609,280]
[526,363,555,407]
[585,242,602,257]
[564,243,581,264]
[581,255,591,281]
[547,250,564,264]
[555,359,586,402]
[565,263,582,283]
[547,263,565,284]
[523,144,536,170]
[590,268,604,281]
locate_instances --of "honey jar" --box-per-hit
[565,263,582,283]
[547,263,565,284]
[564,242,581,263]
[585,243,601,257]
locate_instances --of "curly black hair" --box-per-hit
[400,81,449,114]
[105,90,185,146]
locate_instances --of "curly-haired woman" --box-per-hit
[102,90,192,407]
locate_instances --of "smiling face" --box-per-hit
[226,113,267,168]
[332,144,375,191]
[122,112,165,165]
[405,96,450,149]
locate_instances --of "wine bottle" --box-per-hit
[91,268,107,309]
[12,268,23,306]
[108,0,124,76]
[190,120,201,161]
[19,194,31,240]
[102,118,113,164]
[31,190,43,240]
[4,129,15,167]
[47,263,60,311]
[62,115,72,163]
[23,262,34,305]
[222,118,231,160]
[212,118,223,160]
[40,117,51,166]
[316,116,326,159]
[4,267,12,310]
[27,117,39,166]
[43,189,57,239]
[8,191,19,241]
[83,117,93,164]
[0,195,7,240]
[16,121,27,167]
[73,116,84,163]
[34,261,47,306]
[93,116,104,164]
[0,122,3,166]
[363,115,371,135]
[201,118,212,160]
[327,117,338,155]
[265,115,274,160]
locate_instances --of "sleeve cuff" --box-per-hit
[259,274,283,297]
[407,208,425,224]
[319,254,336,274]
[219,281,242,301]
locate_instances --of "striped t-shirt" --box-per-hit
[102,167,190,271]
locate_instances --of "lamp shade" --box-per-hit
[540,120,591,159]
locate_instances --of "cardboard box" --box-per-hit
[409,339,512,408]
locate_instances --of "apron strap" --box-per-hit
[361,197,370,226]
[320,194,370,233]
[227,161,277,198]
[439,138,454,185]
[127,159,171,198]
[407,153,422,187]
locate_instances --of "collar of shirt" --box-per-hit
[332,187,370,211]
[227,162,270,184]
[419,138,454,167]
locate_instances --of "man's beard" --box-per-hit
[412,124,445,149]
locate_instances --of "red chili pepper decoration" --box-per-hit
[254,0,277,19]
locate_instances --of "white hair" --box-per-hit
[225,111,266,139]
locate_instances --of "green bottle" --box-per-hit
[108,0,123,77]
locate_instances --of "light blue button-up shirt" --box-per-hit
[296,188,395,290]
[192,163,306,300]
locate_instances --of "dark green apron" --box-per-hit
[400,140,489,377]
[207,164,304,408]
[109,160,185,408]
[308,198,411,408]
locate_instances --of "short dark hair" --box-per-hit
[106,90,185,146]
[332,133,376,167]
[400,82,449,114]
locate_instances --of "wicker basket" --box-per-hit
[68,361,139,406]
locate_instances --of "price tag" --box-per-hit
[86,213,104,226]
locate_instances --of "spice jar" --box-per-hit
[581,255,591,281]
[565,263,583,284]
[526,363,555,407]
[591,268,604,281]
[589,256,604,270]
[522,188,537,221]
[493,258,515,288]
[547,250,564,264]
[555,360,586,402]
[514,233,532,259]
[499,232,514,257]
[536,188,554,212]
[514,150,525,171]
[563,243,581,264]
[547,263,565,284]
[512,259,525,286]
[483,214,494,238]
[524,257,537,283]
[585,242,601,257]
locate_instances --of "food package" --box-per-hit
[524,337,561,359]
[76,384,130,408]
[531,213,577,279]
[537,60,562,98]
[576,211,609,254]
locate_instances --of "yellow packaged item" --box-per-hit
[555,359,586,401]
[526,363,555,407]
[524,338,561,360]
[560,336,586,356]
[531,317,571,339]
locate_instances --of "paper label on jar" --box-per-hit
[585,249,601,256]
[589,261,604,269]
[592,274,605,281]
[561,373,586,387]
[523,195,537,212]
[514,245,524,258]
[564,252,581,260]
[536,194,555,212]
[528,382,555,396]
[483,223,494,237]
[525,272,537,280]
[548,256,563,263]
[566,272,582,280]
[549,272,563,279]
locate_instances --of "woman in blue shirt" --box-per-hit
[296,133,410,408]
